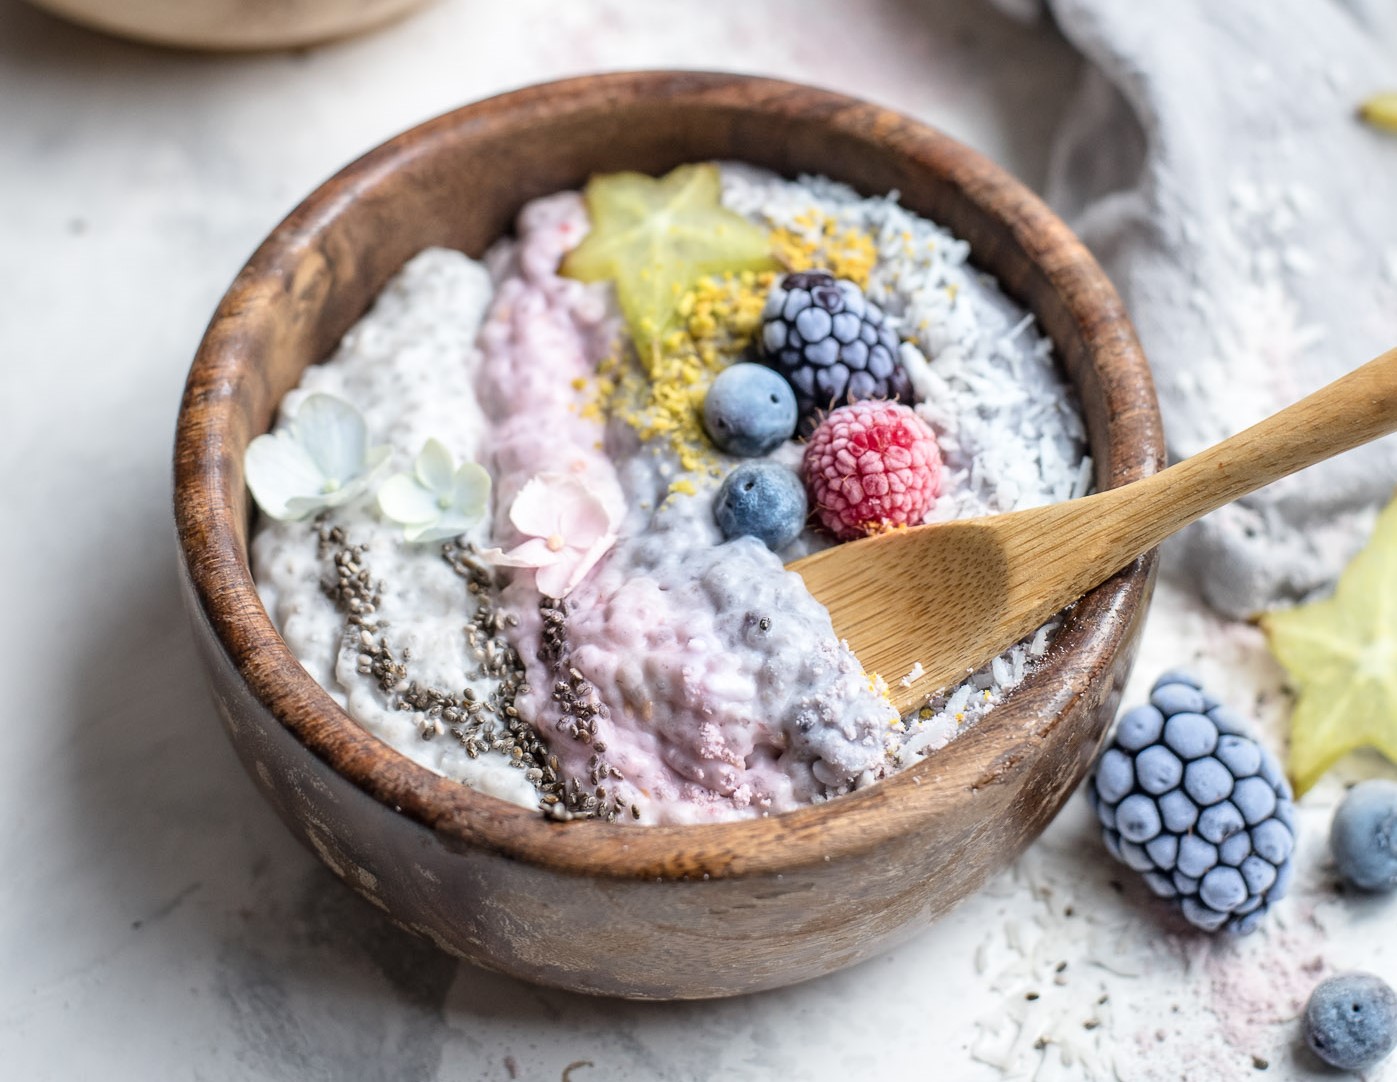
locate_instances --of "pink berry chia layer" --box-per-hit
[480,193,895,824]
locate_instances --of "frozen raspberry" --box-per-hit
[802,401,941,540]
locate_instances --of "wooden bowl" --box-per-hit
[174,72,1164,999]
[25,0,429,50]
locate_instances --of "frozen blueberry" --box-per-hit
[714,463,807,550]
[1303,973,1397,1072]
[1330,779,1397,892]
[702,363,798,457]
[1163,712,1218,759]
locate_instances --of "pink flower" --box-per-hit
[484,473,618,598]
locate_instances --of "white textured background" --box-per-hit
[1,1,1391,1079]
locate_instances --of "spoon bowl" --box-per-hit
[796,346,1397,713]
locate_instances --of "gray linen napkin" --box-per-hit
[990,0,1397,617]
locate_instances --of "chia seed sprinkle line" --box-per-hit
[537,596,632,822]
[315,525,575,809]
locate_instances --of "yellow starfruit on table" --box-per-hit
[1261,491,1397,795]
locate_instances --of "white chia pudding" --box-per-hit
[249,163,1090,825]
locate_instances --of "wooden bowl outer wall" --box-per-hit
[174,72,1164,999]
[25,0,430,51]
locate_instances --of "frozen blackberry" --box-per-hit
[758,270,912,432]
[1087,670,1297,934]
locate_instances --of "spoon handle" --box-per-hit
[1087,345,1397,562]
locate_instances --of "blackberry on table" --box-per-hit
[758,270,912,432]
[1087,671,1296,934]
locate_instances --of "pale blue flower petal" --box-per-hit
[415,438,456,495]
[451,462,492,518]
[293,394,368,485]
[244,431,325,520]
[337,445,393,504]
[404,517,470,543]
[378,472,439,526]
[290,445,391,516]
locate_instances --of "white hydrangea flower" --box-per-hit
[377,438,491,543]
[243,393,391,521]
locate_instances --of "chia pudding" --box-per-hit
[248,163,1090,825]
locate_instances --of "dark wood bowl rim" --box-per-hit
[174,71,1163,882]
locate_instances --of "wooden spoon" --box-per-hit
[791,346,1397,714]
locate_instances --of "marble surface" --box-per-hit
[2,1,1393,1079]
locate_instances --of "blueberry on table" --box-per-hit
[1330,778,1397,892]
[702,363,798,457]
[1303,973,1397,1072]
[714,462,807,551]
[1088,670,1296,933]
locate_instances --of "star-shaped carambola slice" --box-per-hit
[561,163,776,361]
[1359,92,1397,133]
[1261,491,1397,795]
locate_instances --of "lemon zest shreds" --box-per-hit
[865,671,894,710]
[771,212,878,288]
[588,269,779,478]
